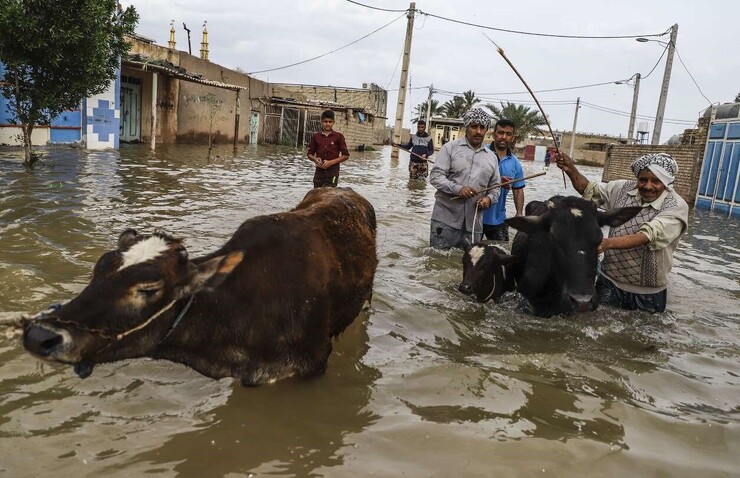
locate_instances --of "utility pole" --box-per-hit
[627,73,641,143]
[569,97,580,158]
[392,2,415,159]
[652,23,678,145]
[425,83,433,127]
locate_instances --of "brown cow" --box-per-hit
[22,187,378,386]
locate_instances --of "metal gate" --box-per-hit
[303,112,322,147]
[120,76,141,142]
[696,120,740,217]
[263,105,301,146]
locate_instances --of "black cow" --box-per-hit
[459,239,516,303]
[22,187,378,386]
[505,195,641,317]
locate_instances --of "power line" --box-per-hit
[386,49,404,90]
[433,78,633,97]
[345,0,408,13]
[641,41,669,80]
[416,10,670,40]
[674,45,713,105]
[344,1,670,40]
[248,13,406,75]
[580,100,696,125]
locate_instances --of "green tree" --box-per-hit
[461,90,480,113]
[412,98,444,123]
[485,101,548,144]
[442,96,466,118]
[0,0,138,166]
[441,90,481,119]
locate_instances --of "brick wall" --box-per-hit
[603,144,703,204]
[329,109,378,149]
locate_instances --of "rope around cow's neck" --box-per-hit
[472,202,479,244]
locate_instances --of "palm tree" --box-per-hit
[442,96,466,118]
[485,102,548,144]
[412,99,444,123]
[461,90,481,113]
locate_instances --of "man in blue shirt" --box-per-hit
[482,119,525,241]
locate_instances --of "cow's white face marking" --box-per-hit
[546,201,555,208]
[120,236,170,270]
[571,208,583,218]
[577,250,586,255]
[469,246,485,266]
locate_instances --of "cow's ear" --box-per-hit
[462,237,473,252]
[505,215,549,234]
[497,253,517,265]
[118,229,138,250]
[187,251,244,293]
[597,206,642,227]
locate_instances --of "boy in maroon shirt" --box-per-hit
[307,110,350,188]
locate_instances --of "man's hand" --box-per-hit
[500,175,512,190]
[597,237,612,255]
[555,151,576,174]
[476,197,492,209]
[458,186,477,199]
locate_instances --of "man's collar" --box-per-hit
[321,129,335,136]
[463,136,486,151]
[627,187,669,209]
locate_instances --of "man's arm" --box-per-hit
[598,232,649,254]
[555,151,590,195]
[429,144,461,196]
[427,137,435,156]
[484,158,501,207]
[512,188,524,216]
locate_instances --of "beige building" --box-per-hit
[119,34,388,149]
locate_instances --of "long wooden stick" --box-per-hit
[482,33,567,189]
[391,142,434,162]
[452,171,547,200]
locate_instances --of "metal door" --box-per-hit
[250,112,259,145]
[120,79,141,142]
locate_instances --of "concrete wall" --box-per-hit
[603,144,702,204]
[125,38,274,145]
[274,83,388,146]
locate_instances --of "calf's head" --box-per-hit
[507,196,640,313]
[22,229,243,378]
[459,238,516,302]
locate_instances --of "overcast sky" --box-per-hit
[121,0,739,143]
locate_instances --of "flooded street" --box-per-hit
[0,143,738,477]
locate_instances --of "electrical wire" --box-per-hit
[640,41,669,80]
[248,13,406,75]
[674,45,713,105]
[344,1,670,40]
[416,10,670,40]
[345,0,408,13]
[386,50,404,90]
[580,100,696,125]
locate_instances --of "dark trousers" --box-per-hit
[313,171,339,189]
[483,223,509,242]
[596,275,667,313]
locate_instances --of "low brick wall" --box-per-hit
[603,144,703,204]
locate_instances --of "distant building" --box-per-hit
[1,26,388,151]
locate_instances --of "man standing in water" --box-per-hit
[307,110,349,188]
[556,151,689,313]
[429,108,501,249]
[397,120,434,180]
[481,118,525,241]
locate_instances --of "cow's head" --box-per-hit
[22,229,243,378]
[459,238,516,303]
[506,196,641,313]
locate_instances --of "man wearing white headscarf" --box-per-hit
[556,151,689,313]
[429,108,501,249]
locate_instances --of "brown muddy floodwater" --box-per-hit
[0,143,738,477]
